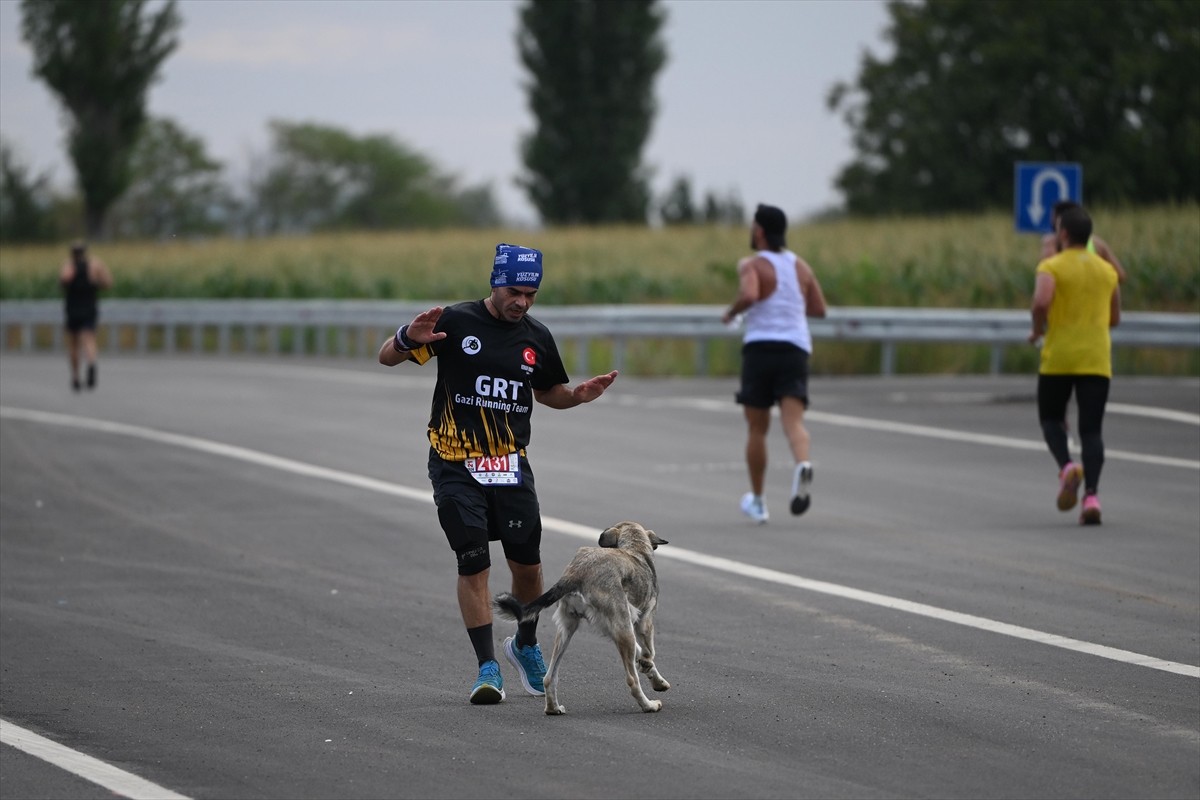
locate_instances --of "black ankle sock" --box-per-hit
[86,363,96,389]
[468,624,494,665]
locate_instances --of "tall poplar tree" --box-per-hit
[20,0,181,238]
[516,0,667,225]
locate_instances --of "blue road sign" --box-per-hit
[1014,162,1082,234]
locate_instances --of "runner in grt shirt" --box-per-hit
[378,243,618,704]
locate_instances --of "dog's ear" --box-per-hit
[598,526,620,548]
[647,529,668,549]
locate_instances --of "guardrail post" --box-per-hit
[575,338,589,376]
[881,342,896,376]
[989,345,1003,375]
[694,339,708,376]
[612,337,626,373]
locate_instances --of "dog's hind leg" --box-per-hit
[615,625,662,712]
[543,606,579,716]
[635,612,670,692]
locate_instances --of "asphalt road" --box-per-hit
[2,354,1197,800]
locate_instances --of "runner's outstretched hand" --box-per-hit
[572,370,618,404]
[407,307,447,345]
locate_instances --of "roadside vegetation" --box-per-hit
[2,204,1196,310]
[1,205,1195,376]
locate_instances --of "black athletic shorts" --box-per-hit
[427,448,542,566]
[736,341,811,409]
[65,311,98,333]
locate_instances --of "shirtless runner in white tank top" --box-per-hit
[722,204,828,524]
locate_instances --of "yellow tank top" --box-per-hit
[1036,248,1118,376]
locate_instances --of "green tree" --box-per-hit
[703,189,744,225]
[246,121,498,234]
[517,0,667,225]
[0,139,61,243]
[19,0,181,238]
[827,0,1200,214]
[658,176,744,226]
[106,117,234,239]
[659,175,696,225]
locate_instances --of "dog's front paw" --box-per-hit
[642,699,663,712]
[545,702,567,715]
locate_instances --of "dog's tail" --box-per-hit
[493,582,570,624]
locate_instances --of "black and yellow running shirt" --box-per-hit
[407,299,569,461]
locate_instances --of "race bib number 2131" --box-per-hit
[464,453,522,485]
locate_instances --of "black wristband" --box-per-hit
[395,324,418,351]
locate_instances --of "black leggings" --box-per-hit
[1037,374,1110,494]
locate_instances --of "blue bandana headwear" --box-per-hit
[491,243,543,288]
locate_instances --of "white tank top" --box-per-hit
[742,249,812,353]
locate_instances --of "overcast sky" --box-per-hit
[0,0,891,227]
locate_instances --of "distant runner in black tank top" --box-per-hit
[378,243,618,705]
[59,241,113,392]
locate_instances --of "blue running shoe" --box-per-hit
[502,635,546,696]
[469,659,505,705]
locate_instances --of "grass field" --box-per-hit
[2,205,1196,375]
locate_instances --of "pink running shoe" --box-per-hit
[1079,494,1102,526]
[1056,462,1083,511]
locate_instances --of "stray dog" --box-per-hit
[494,521,670,714]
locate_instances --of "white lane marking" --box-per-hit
[805,410,1200,470]
[884,393,1200,427]
[0,407,432,505]
[612,396,1200,470]
[3,405,1196,680]
[1107,402,1200,426]
[0,719,190,800]
[659,548,1200,678]
[201,364,1200,428]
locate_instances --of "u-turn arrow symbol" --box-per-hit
[1027,168,1070,225]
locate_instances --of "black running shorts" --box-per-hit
[427,448,542,566]
[736,341,811,409]
[65,311,98,333]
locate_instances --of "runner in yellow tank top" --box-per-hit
[1036,245,1118,376]
[1029,205,1122,525]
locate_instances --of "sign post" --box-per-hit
[1014,162,1082,233]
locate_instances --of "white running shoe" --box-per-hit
[790,462,813,516]
[740,492,769,524]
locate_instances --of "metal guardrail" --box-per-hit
[1,299,1196,375]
